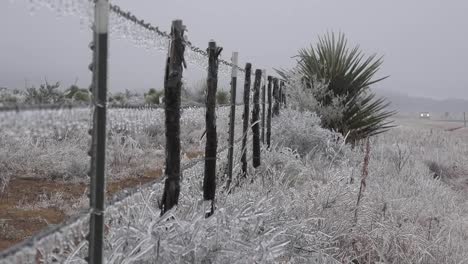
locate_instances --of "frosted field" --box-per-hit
[0,106,243,185]
[0,105,247,252]
[1,108,468,263]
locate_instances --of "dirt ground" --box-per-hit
[0,168,162,252]
[0,144,206,252]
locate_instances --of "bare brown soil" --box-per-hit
[0,168,162,252]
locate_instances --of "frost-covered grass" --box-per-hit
[2,107,468,263]
[15,109,464,264]
[0,106,238,189]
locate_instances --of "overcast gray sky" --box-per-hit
[0,0,467,99]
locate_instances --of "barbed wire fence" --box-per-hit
[0,0,288,263]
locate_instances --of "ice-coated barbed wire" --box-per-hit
[108,2,244,74]
[24,0,249,76]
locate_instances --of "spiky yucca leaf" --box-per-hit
[294,32,395,143]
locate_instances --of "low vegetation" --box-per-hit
[18,108,464,263]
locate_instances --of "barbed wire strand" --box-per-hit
[108,3,245,73]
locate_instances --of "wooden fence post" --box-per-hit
[203,40,222,217]
[280,80,286,108]
[226,52,238,190]
[261,69,266,144]
[273,78,280,116]
[88,0,109,263]
[267,76,272,148]
[160,20,186,215]
[252,69,262,168]
[282,80,287,108]
[278,80,283,109]
[241,63,252,177]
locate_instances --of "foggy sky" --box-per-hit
[0,0,467,99]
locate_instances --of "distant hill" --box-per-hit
[374,89,468,116]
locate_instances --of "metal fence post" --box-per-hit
[204,40,222,217]
[88,0,109,263]
[252,69,262,168]
[226,52,238,190]
[261,69,266,144]
[241,63,252,177]
[266,76,272,148]
[160,20,186,215]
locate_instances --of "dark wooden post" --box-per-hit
[160,20,186,215]
[88,1,109,263]
[273,78,280,116]
[241,63,252,177]
[252,69,262,168]
[280,80,286,108]
[226,52,238,190]
[267,76,272,148]
[261,69,266,144]
[203,41,222,217]
[278,80,283,109]
[282,80,287,108]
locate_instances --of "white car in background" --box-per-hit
[419,112,430,119]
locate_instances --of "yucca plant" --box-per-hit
[284,32,395,144]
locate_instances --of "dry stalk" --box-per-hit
[354,137,371,224]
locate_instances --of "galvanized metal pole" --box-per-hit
[88,1,109,263]
[252,69,262,168]
[241,63,252,177]
[226,52,238,190]
[204,41,222,217]
[160,20,186,215]
[266,76,272,148]
[261,69,266,144]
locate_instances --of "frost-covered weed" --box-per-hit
[282,70,345,128]
[272,109,347,159]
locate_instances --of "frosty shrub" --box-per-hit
[183,79,206,104]
[282,71,346,130]
[0,88,25,106]
[272,108,346,158]
[216,90,229,105]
